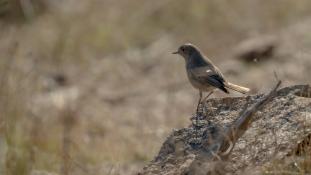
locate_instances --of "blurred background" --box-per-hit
[0,0,311,174]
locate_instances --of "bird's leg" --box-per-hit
[194,91,203,132]
[196,91,203,113]
[202,90,214,103]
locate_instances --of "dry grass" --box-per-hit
[263,136,311,175]
[0,0,311,174]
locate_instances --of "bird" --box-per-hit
[173,43,250,111]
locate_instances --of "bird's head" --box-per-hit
[172,43,200,60]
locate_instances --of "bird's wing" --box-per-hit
[190,66,229,93]
[190,66,212,76]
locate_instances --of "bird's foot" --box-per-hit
[196,102,204,114]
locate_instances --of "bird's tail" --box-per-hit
[225,82,250,94]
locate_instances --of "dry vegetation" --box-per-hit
[0,0,311,174]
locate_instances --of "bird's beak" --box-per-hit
[172,51,179,54]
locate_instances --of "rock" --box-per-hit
[233,35,278,63]
[140,85,311,174]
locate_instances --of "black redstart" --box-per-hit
[173,43,250,110]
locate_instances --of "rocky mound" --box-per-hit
[141,84,311,175]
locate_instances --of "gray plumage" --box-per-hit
[173,43,250,106]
